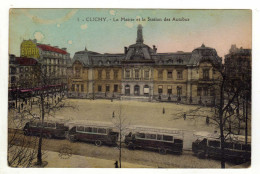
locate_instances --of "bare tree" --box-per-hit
[112,105,130,168]
[171,60,250,168]
[8,62,75,167]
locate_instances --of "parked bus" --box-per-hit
[192,132,251,164]
[23,120,69,139]
[124,126,183,155]
[66,121,119,146]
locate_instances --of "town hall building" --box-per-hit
[67,24,222,105]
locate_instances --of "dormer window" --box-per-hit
[159,60,163,64]
[177,59,183,64]
[167,59,173,64]
[98,60,103,66]
[106,60,111,65]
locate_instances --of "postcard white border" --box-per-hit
[0,0,259,174]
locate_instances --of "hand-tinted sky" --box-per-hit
[9,9,251,58]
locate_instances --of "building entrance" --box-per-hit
[125,85,130,96]
[134,85,140,96]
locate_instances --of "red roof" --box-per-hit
[16,57,38,66]
[37,44,68,55]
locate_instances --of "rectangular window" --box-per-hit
[77,126,84,132]
[125,70,130,78]
[98,85,102,92]
[203,87,208,96]
[163,135,173,141]
[98,128,107,134]
[224,142,234,149]
[209,140,220,147]
[106,70,110,79]
[135,69,139,79]
[177,87,182,96]
[114,84,118,92]
[203,69,209,80]
[158,85,163,94]
[177,70,183,79]
[157,134,163,140]
[81,84,84,92]
[167,86,172,94]
[197,88,201,96]
[114,70,118,79]
[75,67,80,77]
[85,127,92,132]
[76,84,80,92]
[145,134,156,140]
[234,143,242,150]
[71,84,75,92]
[136,133,145,139]
[167,70,173,79]
[106,85,110,92]
[47,123,55,128]
[158,70,163,79]
[144,70,149,79]
[92,128,98,133]
[242,144,251,151]
[98,70,102,79]
[56,123,65,129]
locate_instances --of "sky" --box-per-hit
[9,9,252,59]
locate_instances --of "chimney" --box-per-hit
[54,46,59,48]
[124,47,128,54]
[153,45,157,53]
[62,48,67,51]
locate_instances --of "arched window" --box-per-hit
[144,85,149,95]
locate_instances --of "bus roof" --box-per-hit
[194,131,251,144]
[66,120,115,129]
[128,125,184,138]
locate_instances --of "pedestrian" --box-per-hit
[114,161,118,168]
[206,116,209,125]
[183,114,186,120]
[21,103,24,110]
[163,107,165,114]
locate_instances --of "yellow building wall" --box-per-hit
[93,67,122,93]
[20,40,40,58]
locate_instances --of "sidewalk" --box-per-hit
[39,150,152,168]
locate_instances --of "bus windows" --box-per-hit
[242,144,251,151]
[37,122,42,127]
[224,142,234,149]
[234,143,242,150]
[85,127,92,132]
[145,133,156,140]
[56,123,64,129]
[47,123,55,128]
[208,140,220,148]
[163,135,173,142]
[136,133,145,138]
[77,126,84,132]
[31,122,37,127]
[98,128,106,134]
[157,134,163,140]
[92,128,98,133]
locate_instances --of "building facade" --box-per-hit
[20,39,71,85]
[68,25,222,105]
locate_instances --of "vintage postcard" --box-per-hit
[7,9,251,168]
